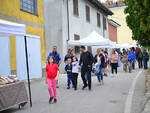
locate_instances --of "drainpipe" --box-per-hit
[67,0,70,41]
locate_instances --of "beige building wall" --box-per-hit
[109,6,136,45]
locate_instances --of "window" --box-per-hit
[73,0,79,16]
[20,0,38,15]
[74,34,80,54]
[86,5,90,22]
[103,16,107,30]
[97,13,101,27]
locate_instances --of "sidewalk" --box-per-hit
[142,69,150,113]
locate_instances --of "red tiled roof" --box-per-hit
[104,2,126,8]
[86,0,113,15]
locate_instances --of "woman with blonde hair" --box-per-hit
[94,49,104,84]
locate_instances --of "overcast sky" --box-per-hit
[100,0,119,3]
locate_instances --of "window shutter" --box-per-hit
[97,13,100,27]
[74,34,80,54]
[73,0,79,16]
[34,0,38,15]
[20,0,38,15]
[86,5,90,22]
[103,16,106,30]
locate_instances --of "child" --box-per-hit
[72,56,79,90]
[46,56,59,104]
[65,58,72,89]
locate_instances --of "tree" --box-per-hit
[124,0,150,46]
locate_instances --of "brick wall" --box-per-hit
[108,23,118,43]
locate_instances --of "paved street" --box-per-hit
[1,67,145,113]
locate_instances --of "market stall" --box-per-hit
[0,19,26,77]
[68,31,110,46]
[68,31,117,76]
[93,40,117,49]
[68,31,117,47]
[0,19,32,110]
[0,81,28,111]
[116,43,136,49]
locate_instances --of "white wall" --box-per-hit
[44,0,109,72]
[62,0,109,55]
[68,0,108,40]
[44,0,63,57]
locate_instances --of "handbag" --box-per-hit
[95,63,101,75]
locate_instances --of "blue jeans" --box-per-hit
[132,60,135,69]
[97,67,103,83]
[67,74,72,87]
[144,60,148,69]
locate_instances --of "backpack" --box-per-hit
[145,53,149,61]
[138,53,142,59]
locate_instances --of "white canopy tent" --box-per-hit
[68,31,118,59]
[68,31,111,46]
[116,43,136,49]
[0,19,26,77]
[0,19,32,107]
[0,19,26,36]
[93,41,117,49]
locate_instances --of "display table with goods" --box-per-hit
[0,75,28,111]
[0,19,32,108]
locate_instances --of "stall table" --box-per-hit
[0,81,28,111]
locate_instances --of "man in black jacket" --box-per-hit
[79,46,94,91]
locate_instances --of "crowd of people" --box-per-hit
[121,47,149,72]
[45,45,149,104]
